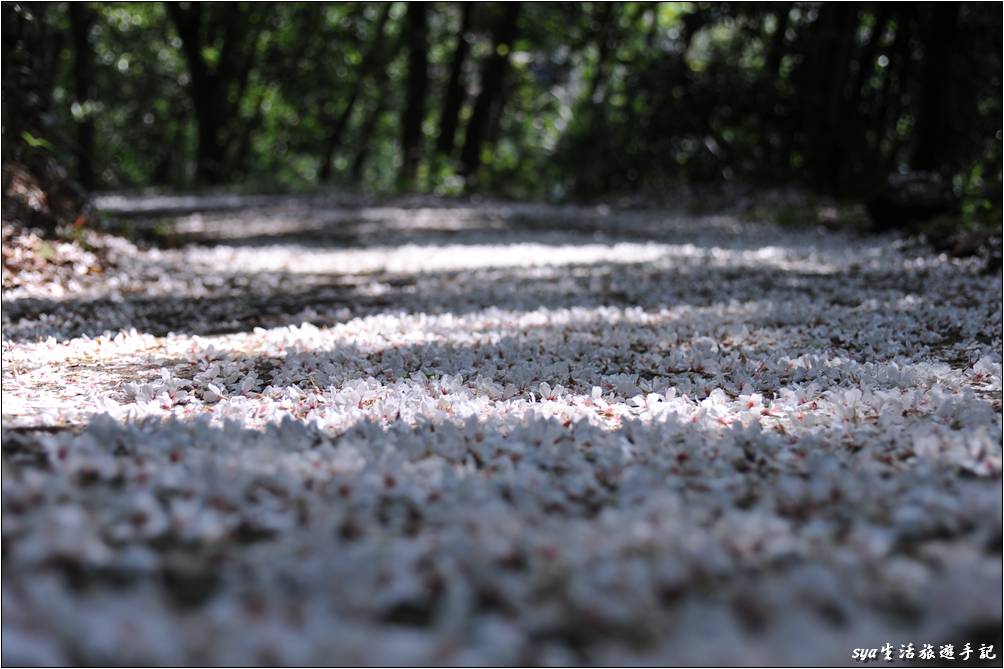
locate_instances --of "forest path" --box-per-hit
[2,198,1001,665]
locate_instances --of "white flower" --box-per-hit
[3,201,1000,664]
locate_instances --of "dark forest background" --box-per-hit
[2,2,1002,226]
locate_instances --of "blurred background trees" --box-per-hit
[2,2,1001,216]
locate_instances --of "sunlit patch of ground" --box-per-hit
[2,199,1001,665]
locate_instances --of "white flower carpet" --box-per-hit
[2,200,1001,665]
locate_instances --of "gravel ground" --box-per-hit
[2,200,1001,665]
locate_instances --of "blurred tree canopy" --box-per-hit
[3,1,1001,209]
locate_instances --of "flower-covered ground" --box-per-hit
[2,199,1001,665]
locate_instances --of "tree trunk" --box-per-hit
[839,7,891,182]
[167,2,263,185]
[911,3,961,173]
[69,3,96,190]
[435,3,475,158]
[399,2,429,188]
[351,96,389,184]
[318,3,394,182]
[168,3,220,184]
[800,4,860,192]
[586,3,618,104]
[350,31,406,184]
[191,83,228,185]
[645,2,661,50]
[460,3,521,185]
[848,7,891,109]
[873,7,916,166]
[317,100,356,182]
[764,4,790,79]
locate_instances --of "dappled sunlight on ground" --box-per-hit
[2,199,1001,665]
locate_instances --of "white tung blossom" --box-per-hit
[1,201,1001,665]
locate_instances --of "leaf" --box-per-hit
[20,131,52,150]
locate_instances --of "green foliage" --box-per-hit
[20,132,52,150]
[13,1,1002,207]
